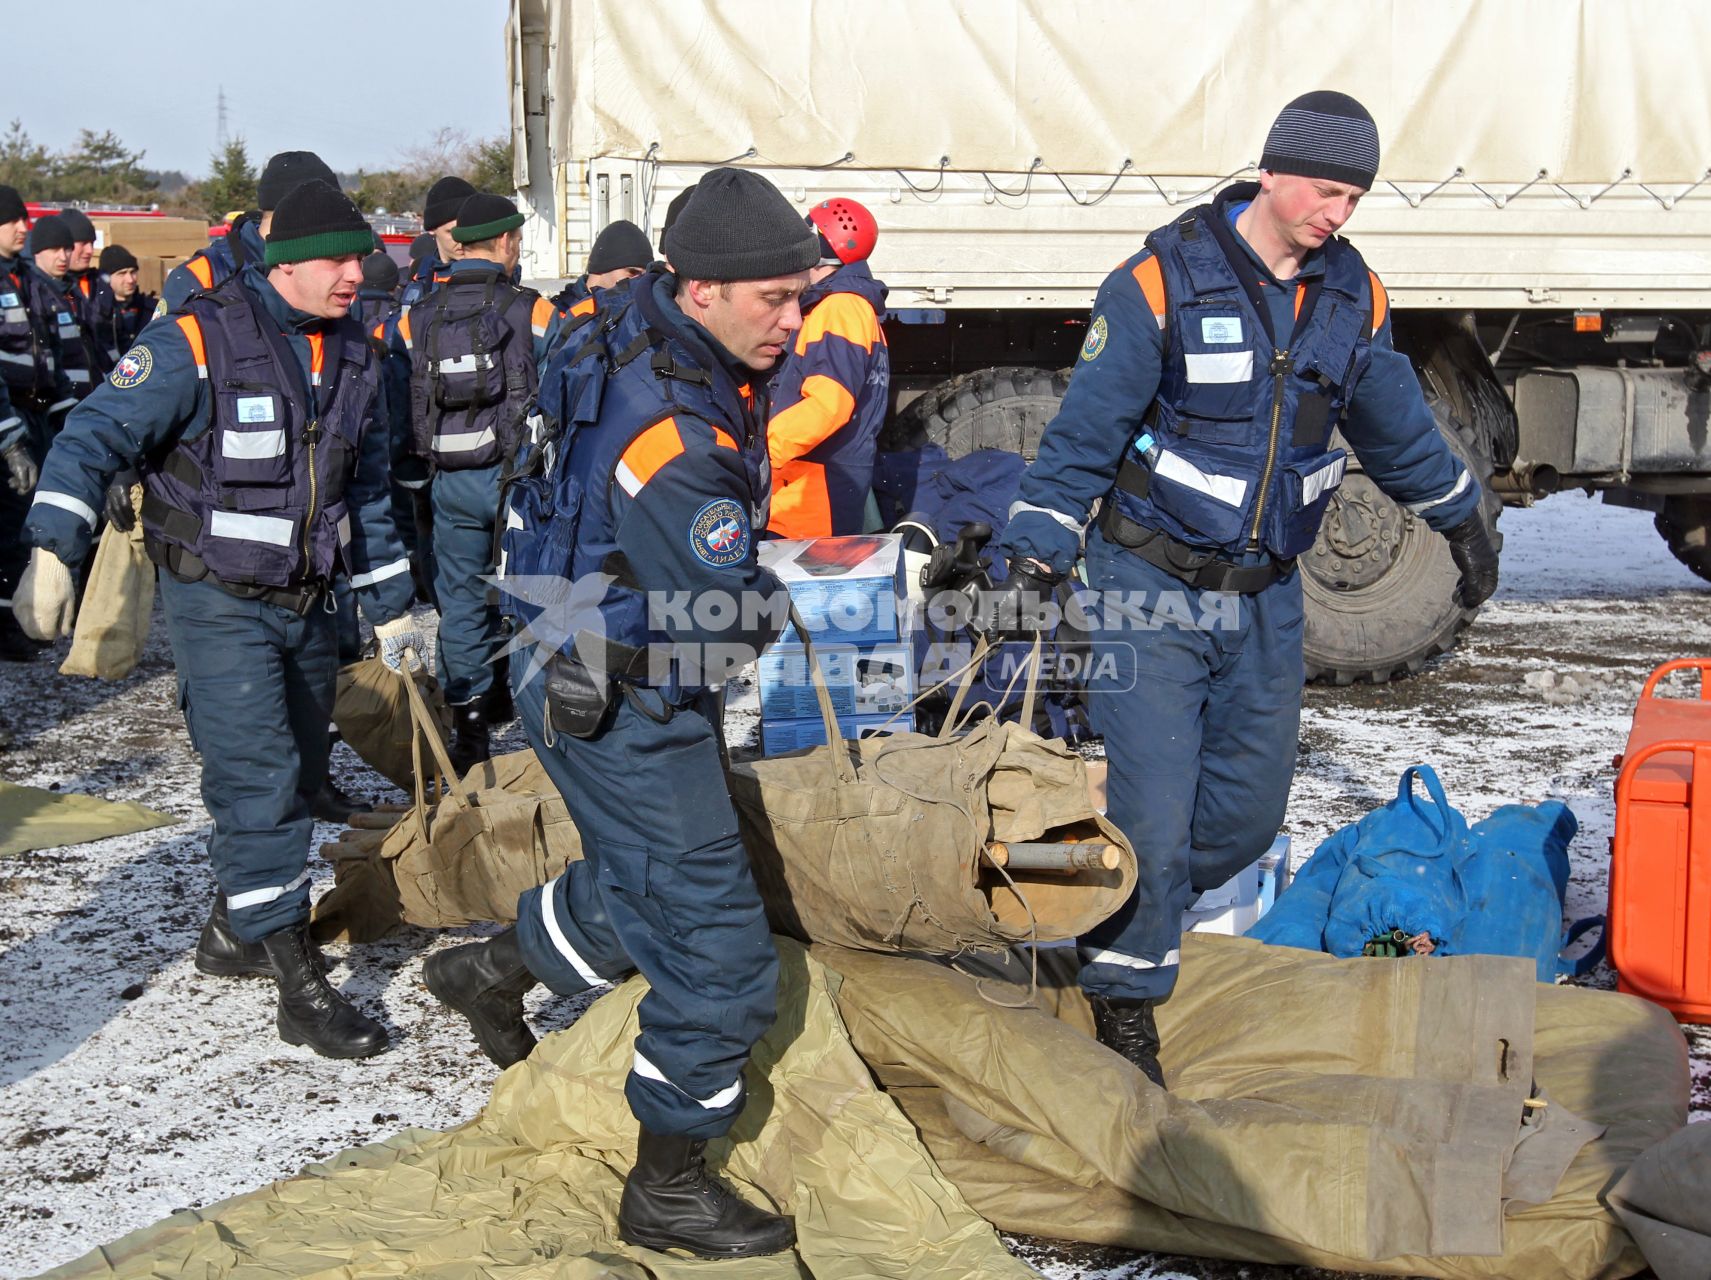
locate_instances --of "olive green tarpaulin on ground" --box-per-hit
[0,782,177,857]
[36,935,1688,1279]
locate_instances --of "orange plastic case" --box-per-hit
[1610,658,1711,1021]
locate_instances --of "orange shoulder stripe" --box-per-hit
[571,296,597,318]
[531,296,555,333]
[1131,255,1167,325]
[187,256,215,289]
[173,314,207,373]
[615,418,686,496]
[1368,270,1389,334]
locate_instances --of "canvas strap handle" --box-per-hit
[399,650,480,838]
[790,604,860,787]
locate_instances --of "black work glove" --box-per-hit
[2,441,38,496]
[104,469,140,531]
[975,558,1061,641]
[1444,511,1499,609]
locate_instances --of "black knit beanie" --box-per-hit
[361,251,400,291]
[27,215,74,253]
[0,185,25,225]
[451,193,524,243]
[1260,91,1380,190]
[659,183,698,251]
[99,244,138,274]
[264,180,375,266]
[422,176,476,230]
[408,232,435,263]
[663,169,818,281]
[587,219,652,274]
[58,208,96,244]
[257,151,339,211]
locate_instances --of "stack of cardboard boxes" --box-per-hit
[755,534,916,755]
[87,216,212,298]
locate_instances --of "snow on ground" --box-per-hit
[1,492,1707,1279]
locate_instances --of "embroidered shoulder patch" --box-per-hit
[109,345,153,389]
[689,497,751,568]
[1080,314,1108,362]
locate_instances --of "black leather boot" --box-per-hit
[422,926,539,1068]
[194,896,274,977]
[262,924,388,1059]
[309,776,372,825]
[617,1127,796,1259]
[482,657,513,724]
[1089,995,1167,1088]
[448,700,490,777]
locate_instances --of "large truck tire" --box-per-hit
[1301,396,1501,684]
[1655,496,1711,582]
[882,366,1070,458]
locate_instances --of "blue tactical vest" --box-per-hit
[1113,195,1374,561]
[407,265,540,471]
[140,274,379,591]
[498,273,770,687]
[0,259,65,397]
[58,273,100,396]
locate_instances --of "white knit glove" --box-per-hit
[372,614,423,672]
[13,547,77,641]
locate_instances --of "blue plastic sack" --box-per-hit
[1247,765,1600,982]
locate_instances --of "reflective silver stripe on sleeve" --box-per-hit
[31,490,100,528]
[208,509,295,546]
[632,1050,744,1110]
[431,427,497,454]
[540,874,609,988]
[227,870,312,911]
[0,414,22,434]
[348,558,410,589]
[1079,946,1182,971]
[48,398,77,414]
[0,349,33,365]
[1007,499,1083,533]
[1184,351,1254,384]
[1406,468,1471,514]
[1154,450,1249,507]
[65,369,91,384]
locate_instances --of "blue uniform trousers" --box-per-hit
[430,464,502,704]
[1076,527,1304,1002]
[0,407,50,617]
[159,572,338,941]
[511,662,778,1140]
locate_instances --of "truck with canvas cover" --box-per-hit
[505,0,1711,683]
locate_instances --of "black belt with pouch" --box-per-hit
[1103,457,1294,595]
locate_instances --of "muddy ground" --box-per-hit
[1,491,1706,1279]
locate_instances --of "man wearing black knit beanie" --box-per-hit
[162,149,341,312]
[17,176,422,1062]
[991,91,1501,1090]
[424,167,813,1259]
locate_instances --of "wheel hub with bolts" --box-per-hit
[1308,475,1410,591]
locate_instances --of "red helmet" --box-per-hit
[806,198,877,265]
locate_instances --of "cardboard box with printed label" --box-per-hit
[758,534,906,646]
[758,642,915,721]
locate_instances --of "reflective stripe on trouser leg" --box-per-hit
[430,464,505,704]
[158,574,338,942]
[512,662,776,1139]
[1075,537,1222,1002]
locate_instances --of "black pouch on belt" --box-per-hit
[543,650,614,739]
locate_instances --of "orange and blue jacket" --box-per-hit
[765,261,889,540]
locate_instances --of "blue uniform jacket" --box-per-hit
[1004,200,1478,575]
[160,216,268,313]
[25,266,413,625]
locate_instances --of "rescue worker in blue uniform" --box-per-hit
[14,180,424,1059]
[59,210,105,376]
[766,197,889,539]
[400,176,472,308]
[353,251,400,332]
[540,218,653,368]
[987,93,1501,1087]
[86,245,157,369]
[160,151,339,313]
[1,193,77,661]
[25,216,100,403]
[424,168,816,1260]
[395,193,556,771]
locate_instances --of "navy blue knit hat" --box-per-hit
[27,215,74,253]
[1260,91,1380,189]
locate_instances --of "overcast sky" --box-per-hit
[10,0,510,177]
